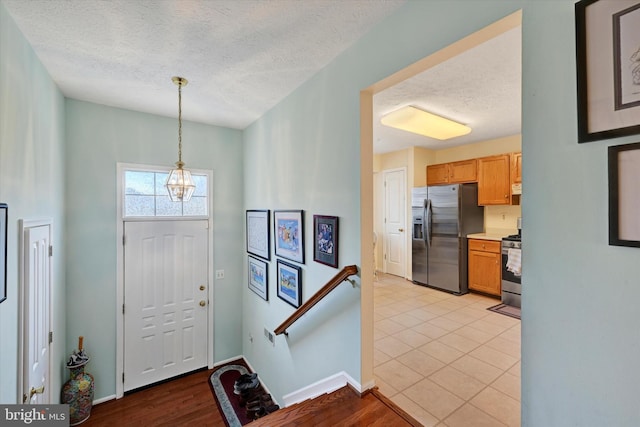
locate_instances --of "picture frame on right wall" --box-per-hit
[575,0,640,143]
[0,203,7,304]
[608,142,640,247]
[276,259,302,308]
[274,210,304,264]
[248,255,269,301]
[313,215,339,268]
[246,209,270,260]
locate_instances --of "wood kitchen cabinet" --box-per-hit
[477,154,511,205]
[468,239,501,296]
[426,159,477,185]
[426,163,449,185]
[511,152,522,184]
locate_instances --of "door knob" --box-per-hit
[199,300,206,307]
[29,385,45,400]
[398,228,404,232]
[199,285,205,291]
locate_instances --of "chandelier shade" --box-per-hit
[165,76,196,201]
[166,163,196,202]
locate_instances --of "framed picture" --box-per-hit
[274,210,304,263]
[246,210,270,260]
[576,0,640,143]
[276,259,302,308]
[313,215,339,268]
[248,255,268,301]
[608,142,640,247]
[0,204,7,304]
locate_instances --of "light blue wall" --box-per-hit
[0,3,67,403]
[242,0,523,403]
[65,100,244,400]
[522,2,640,425]
[4,0,640,423]
[244,0,640,424]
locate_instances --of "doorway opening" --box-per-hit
[361,11,523,425]
[115,163,214,398]
[18,218,53,404]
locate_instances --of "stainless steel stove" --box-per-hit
[501,234,521,308]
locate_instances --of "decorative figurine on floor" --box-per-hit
[62,336,95,425]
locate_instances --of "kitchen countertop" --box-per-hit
[467,228,517,241]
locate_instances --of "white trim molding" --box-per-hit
[281,371,364,408]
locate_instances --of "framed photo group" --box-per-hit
[576,0,640,250]
[245,209,340,307]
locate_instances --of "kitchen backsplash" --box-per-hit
[484,205,522,232]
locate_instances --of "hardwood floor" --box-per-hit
[83,369,419,427]
[83,369,224,427]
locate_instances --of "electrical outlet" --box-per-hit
[264,327,275,346]
[215,269,225,279]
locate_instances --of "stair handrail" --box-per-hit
[274,265,358,336]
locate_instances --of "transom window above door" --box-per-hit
[123,169,208,218]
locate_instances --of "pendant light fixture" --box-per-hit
[165,76,196,202]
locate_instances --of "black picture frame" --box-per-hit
[576,0,640,143]
[608,142,640,247]
[0,203,7,304]
[274,210,304,264]
[313,215,339,268]
[248,255,269,301]
[276,259,302,308]
[246,210,270,260]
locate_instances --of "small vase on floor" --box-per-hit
[62,337,94,425]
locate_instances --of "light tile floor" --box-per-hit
[373,273,521,427]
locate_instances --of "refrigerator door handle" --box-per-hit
[424,199,432,247]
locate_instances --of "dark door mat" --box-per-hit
[209,361,256,426]
[487,303,521,320]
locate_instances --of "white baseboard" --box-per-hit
[93,394,116,405]
[213,355,245,367]
[281,371,364,407]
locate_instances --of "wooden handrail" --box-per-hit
[274,265,358,336]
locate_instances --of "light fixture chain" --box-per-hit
[178,83,182,164]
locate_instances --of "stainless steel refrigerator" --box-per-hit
[411,183,484,294]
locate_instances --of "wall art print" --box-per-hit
[0,203,6,304]
[248,255,268,300]
[576,0,640,142]
[313,215,339,268]
[246,210,270,260]
[277,259,302,308]
[608,142,640,247]
[274,210,304,264]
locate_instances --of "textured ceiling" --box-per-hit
[3,0,521,154]
[374,26,522,153]
[2,0,404,129]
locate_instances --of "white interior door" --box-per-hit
[384,168,406,277]
[23,224,51,404]
[124,220,208,391]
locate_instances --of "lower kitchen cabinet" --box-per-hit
[468,239,501,296]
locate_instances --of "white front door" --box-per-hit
[124,220,208,391]
[23,224,51,404]
[384,168,406,277]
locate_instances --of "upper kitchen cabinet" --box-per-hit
[478,154,511,205]
[511,152,522,184]
[426,163,449,185]
[426,159,477,185]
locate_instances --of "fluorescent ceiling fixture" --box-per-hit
[381,106,471,140]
